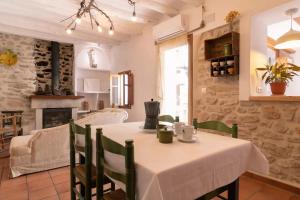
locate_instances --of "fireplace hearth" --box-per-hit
[43,108,72,128]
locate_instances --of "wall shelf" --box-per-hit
[249,96,300,102]
[77,91,110,94]
[77,67,110,72]
[205,32,240,77]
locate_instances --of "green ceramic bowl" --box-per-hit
[158,129,173,144]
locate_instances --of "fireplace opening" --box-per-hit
[43,108,72,128]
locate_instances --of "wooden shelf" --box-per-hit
[205,32,239,60]
[77,91,110,94]
[77,67,110,72]
[77,110,91,114]
[30,95,84,100]
[249,96,300,102]
[205,32,240,77]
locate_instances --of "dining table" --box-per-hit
[87,121,269,200]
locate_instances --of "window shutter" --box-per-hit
[128,72,134,106]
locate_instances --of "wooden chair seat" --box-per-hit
[70,120,115,200]
[103,189,126,200]
[75,165,111,187]
[74,165,97,187]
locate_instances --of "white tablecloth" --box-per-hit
[89,122,269,200]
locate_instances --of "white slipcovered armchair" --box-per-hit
[10,108,128,177]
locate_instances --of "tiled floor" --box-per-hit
[0,157,299,200]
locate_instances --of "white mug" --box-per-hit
[174,122,185,135]
[183,125,194,140]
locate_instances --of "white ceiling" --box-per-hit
[268,19,300,40]
[0,0,202,45]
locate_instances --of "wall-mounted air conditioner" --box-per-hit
[153,15,187,42]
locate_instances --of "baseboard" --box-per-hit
[244,171,300,195]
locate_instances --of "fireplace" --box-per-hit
[43,108,72,128]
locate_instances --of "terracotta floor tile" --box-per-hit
[54,181,70,194]
[0,182,27,195]
[27,171,50,183]
[0,175,26,188]
[290,195,300,200]
[1,167,11,181]
[49,167,69,178]
[42,195,59,200]
[239,176,265,200]
[51,173,70,185]
[248,184,294,200]
[59,191,71,200]
[27,177,53,192]
[0,189,28,200]
[29,186,57,200]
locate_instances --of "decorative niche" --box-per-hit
[204,31,240,77]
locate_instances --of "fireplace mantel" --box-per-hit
[30,95,84,129]
[30,95,84,100]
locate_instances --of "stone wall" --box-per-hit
[0,32,74,133]
[0,33,36,133]
[193,23,300,185]
[34,40,73,93]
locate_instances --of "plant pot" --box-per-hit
[270,82,287,95]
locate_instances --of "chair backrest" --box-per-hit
[193,119,238,138]
[0,115,17,136]
[158,115,178,124]
[69,119,92,181]
[96,128,135,200]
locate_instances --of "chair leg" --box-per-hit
[228,178,239,200]
[80,183,85,197]
[85,184,91,200]
[70,169,76,200]
[111,181,115,191]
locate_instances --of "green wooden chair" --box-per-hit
[69,120,113,200]
[156,115,179,137]
[158,115,179,124]
[193,118,239,200]
[96,128,135,200]
[193,119,238,138]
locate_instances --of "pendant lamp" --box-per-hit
[275,8,300,49]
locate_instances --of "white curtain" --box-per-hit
[156,35,188,116]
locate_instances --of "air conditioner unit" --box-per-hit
[153,15,187,42]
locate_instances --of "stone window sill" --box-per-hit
[249,96,300,102]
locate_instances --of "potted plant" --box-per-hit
[256,61,300,95]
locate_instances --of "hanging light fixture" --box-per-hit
[128,0,137,22]
[275,8,300,49]
[61,0,136,35]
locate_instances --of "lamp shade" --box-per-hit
[275,29,300,49]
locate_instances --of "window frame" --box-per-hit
[118,70,134,109]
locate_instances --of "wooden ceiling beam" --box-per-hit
[0,11,128,44]
[94,0,156,23]
[0,0,142,36]
[136,0,179,16]
[180,0,204,6]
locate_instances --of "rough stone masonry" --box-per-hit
[0,32,74,133]
[193,22,300,185]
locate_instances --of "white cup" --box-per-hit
[183,125,194,140]
[174,122,185,135]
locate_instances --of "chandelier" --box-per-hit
[62,0,136,36]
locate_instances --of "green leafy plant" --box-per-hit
[256,62,300,84]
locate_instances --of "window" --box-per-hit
[110,70,134,108]
[158,35,189,122]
